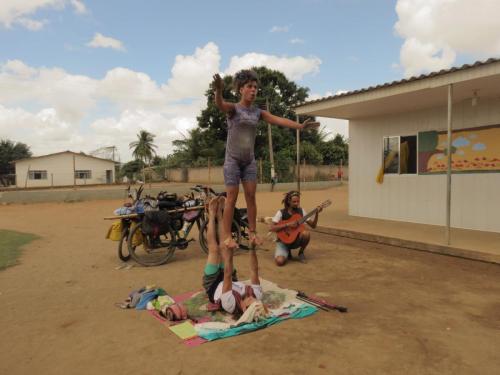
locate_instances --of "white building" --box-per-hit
[14,151,116,188]
[295,58,500,234]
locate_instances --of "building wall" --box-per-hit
[349,96,500,233]
[15,153,115,188]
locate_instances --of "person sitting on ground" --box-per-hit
[270,190,322,266]
[202,196,263,315]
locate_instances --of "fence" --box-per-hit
[162,162,348,184]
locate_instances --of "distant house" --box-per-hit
[13,151,116,188]
[295,58,500,233]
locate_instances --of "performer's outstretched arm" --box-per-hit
[261,111,319,130]
[213,74,235,114]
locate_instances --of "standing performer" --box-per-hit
[212,70,317,253]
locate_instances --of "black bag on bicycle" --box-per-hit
[142,211,171,236]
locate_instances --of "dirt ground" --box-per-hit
[0,188,499,375]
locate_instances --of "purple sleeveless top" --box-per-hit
[225,104,262,164]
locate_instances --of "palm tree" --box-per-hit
[129,130,157,181]
[172,128,224,166]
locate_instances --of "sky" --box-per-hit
[1,0,500,162]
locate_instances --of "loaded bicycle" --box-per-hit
[107,184,249,266]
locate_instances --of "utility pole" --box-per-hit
[207,157,211,186]
[266,99,276,191]
[259,158,263,184]
[296,114,301,192]
[445,84,453,245]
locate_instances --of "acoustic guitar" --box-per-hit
[277,200,331,244]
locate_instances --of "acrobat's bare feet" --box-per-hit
[249,231,263,247]
[208,197,218,217]
[223,236,239,251]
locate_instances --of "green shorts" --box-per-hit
[202,263,238,303]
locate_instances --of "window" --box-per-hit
[29,170,47,180]
[382,135,417,174]
[383,136,399,174]
[75,170,92,179]
[400,135,417,174]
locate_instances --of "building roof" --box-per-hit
[295,57,500,119]
[12,150,118,164]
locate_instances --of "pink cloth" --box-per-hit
[173,291,198,303]
[183,336,207,347]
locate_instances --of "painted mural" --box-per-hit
[418,125,500,174]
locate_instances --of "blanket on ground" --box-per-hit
[153,279,317,345]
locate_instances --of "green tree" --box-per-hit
[129,130,157,165]
[300,141,324,165]
[318,134,349,165]
[0,139,32,175]
[119,159,144,180]
[171,128,225,167]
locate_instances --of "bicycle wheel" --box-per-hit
[199,218,241,254]
[118,226,131,262]
[127,223,176,266]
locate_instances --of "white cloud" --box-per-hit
[226,53,321,81]
[395,0,500,77]
[289,38,305,45]
[70,0,86,14]
[0,60,98,123]
[0,43,322,161]
[317,117,348,139]
[15,17,47,30]
[164,42,221,99]
[88,109,203,159]
[99,68,165,109]
[308,91,334,101]
[270,25,289,33]
[296,91,349,138]
[87,32,125,51]
[0,105,85,155]
[3,59,38,78]
[0,0,86,30]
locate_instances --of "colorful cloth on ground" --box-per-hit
[133,287,167,310]
[196,305,317,341]
[167,279,318,343]
[147,295,175,311]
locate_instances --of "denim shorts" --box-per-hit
[223,157,257,186]
[274,240,301,258]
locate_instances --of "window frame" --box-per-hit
[382,134,419,175]
[382,135,400,174]
[75,170,92,179]
[28,170,47,180]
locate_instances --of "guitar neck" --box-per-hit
[298,209,318,224]
[296,200,330,224]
